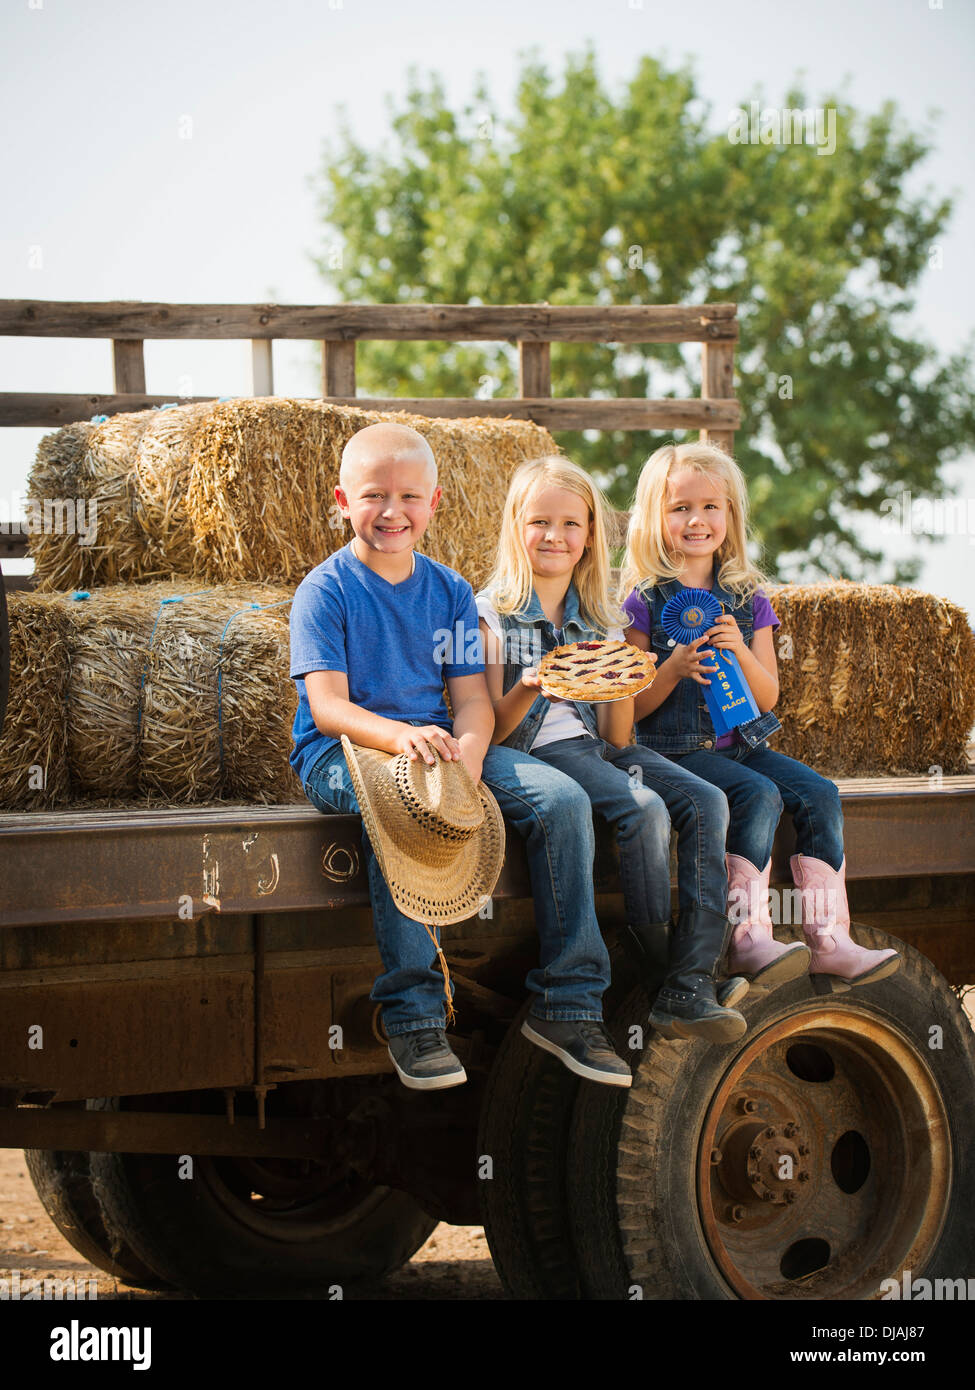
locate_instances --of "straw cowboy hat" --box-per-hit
[340,734,505,926]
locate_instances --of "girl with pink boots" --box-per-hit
[620,443,900,995]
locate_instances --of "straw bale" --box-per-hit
[767,581,975,776]
[0,592,71,808]
[26,400,554,594]
[58,579,210,797]
[217,600,302,803]
[25,422,95,591]
[186,399,555,590]
[27,412,154,591]
[138,582,294,802]
[133,403,218,576]
[81,412,156,584]
[185,399,375,585]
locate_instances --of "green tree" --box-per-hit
[311,49,975,582]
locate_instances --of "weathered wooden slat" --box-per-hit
[0,532,28,559]
[518,341,551,397]
[700,339,736,454]
[321,397,741,429]
[0,393,741,430]
[0,300,739,342]
[321,339,356,396]
[0,393,218,427]
[111,339,146,394]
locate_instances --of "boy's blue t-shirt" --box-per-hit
[288,543,485,783]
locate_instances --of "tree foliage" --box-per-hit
[312,49,975,581]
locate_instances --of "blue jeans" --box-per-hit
[302,738,612,1035]
[530,736,730,923]
[655,741,845,873]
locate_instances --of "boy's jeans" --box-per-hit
[301,739,611,1037]
[659,742,845,874]
[530,735,730,923]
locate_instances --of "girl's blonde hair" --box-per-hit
[619,442,767,602]
[484,454,628,633]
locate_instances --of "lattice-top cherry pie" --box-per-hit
[538,640,656,702]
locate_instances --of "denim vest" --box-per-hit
[633,565,782,755]
[480,582,602,753]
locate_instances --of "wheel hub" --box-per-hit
[696,1006,951,1299]
[718,1118,809,1208]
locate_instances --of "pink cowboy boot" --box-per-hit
[725,854,810,989]
[790,853,900,994]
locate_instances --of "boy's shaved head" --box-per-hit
[340,422,437,490]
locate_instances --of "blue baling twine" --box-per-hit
[135,590,217,734]
[133,590,293,781]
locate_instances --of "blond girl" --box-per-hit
[477,455,749,1043]
[621,442,899,993]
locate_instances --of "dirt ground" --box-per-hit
[0,1147,504,1301]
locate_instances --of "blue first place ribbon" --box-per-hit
[660,588,760,737]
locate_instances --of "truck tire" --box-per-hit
[83,1098,437,1296]
[568,925,975,1299]
[23,1147,172,1290]
[477,1001,583,1299]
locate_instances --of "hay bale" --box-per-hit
[27,400,555,593]
[768,581,975,776]
[0,593,71,808]
[185,399,373,587]
[59,579,210,797]
[185,400,555,590]
[25,422,95,591]
[139,582,294,802]
[27,412,154,591]
[216,599,302,803]
[133,403,218,576]
[81,412,156,584]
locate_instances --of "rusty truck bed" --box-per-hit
[2,773,974,928]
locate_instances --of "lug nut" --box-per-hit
[761,1191,774,1202]
[798,1144,810,1156]
[737,1097,759,1114]
[764,1126,777,1139]
[784,1191,797,1204]
[727,1205,746,1223]
[784,1122,799,1138]
[749,1146,762,1160]
[710,1148,723,1165]
[798,1171,811,1182]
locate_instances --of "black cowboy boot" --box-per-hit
[647,905,748,1042]
[624,918,749,1013]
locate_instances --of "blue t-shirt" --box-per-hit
[288,543,485,782]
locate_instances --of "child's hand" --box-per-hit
[669,636,719,686]
[522,666,565,703]
[705,614,747,659]
[396,725,463,765]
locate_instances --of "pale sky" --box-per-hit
[1,0,973,617]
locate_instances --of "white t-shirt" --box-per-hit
[476,595,624,750]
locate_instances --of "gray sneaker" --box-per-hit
[521,1016,632,1087]
[387,1028,467,1090]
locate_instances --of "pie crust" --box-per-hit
[538,640,656,702]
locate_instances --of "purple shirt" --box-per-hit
[622,584,779,748]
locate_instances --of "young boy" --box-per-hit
[290,422,630,1090]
